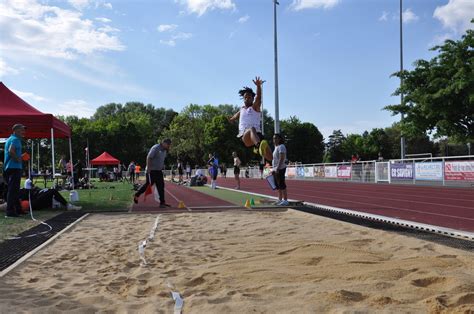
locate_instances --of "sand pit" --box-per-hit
[0,210,473,313]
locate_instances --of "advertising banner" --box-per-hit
[314,166,325,178]
[415,162,443,181]
[324,166,338,178]
[390,163,414,180]
[286,167,296,178]
[337,165,351,178]
[296,166,305,177]
[304,166,314,177]
[445,161,474,181]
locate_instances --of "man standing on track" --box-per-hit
[133,139,171,208]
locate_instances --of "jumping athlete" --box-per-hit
[229,77,272,162]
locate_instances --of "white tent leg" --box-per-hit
[37,141,40,172]
[30,139,33,178]
[69,137,75,190]
[51,128,56,177]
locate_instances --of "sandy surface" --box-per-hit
[0,210,473,313]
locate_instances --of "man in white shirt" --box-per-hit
[272,134,289,206]
[229,77,272,162]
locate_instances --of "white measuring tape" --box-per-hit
[137,215,160,266]
[137,215,184,313]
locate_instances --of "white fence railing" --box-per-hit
[175,155,473,187]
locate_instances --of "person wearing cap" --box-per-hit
[133,139,172,208]
[3,124,26,217]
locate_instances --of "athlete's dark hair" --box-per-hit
[273,133,285,144]
[239,86,255,99]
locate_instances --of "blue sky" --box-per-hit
[0,0,473,139]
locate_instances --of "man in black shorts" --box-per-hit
[272,134,288,206]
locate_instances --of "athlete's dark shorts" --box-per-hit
[274,168,287,190]
[239,131,263,143]
[178,168,183,176]
[234,166,240,175]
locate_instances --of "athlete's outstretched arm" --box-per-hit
[252,76,263,112]
[228,110,240,122]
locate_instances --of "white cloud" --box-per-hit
[429,33,454,46]
[55,99,95,118]
[238,15,249,23]
[0,58,20,77]
[160,39,176,47]
[172,32,192,40]
[176,0,236,16]
[159,32,192,46]
[0,0,125,60]
[68,0,90,10]
[379,11,389,22]
[11,89,47,103]
[434,0,474,33]
[95,17,111,23]
[289,0,340,11]
[68,0,112,11]
[402,8,419,24]
[157,24,178,32]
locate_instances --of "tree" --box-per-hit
[386,23,474,141]
[281,117,325,163]
[325,130,346,162]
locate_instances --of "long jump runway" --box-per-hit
[216,178,474,233]
[131,181,242,212]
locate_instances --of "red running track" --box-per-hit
[216,178,474,233]
[132,181,236,212]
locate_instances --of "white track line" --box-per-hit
[165,188,191,211]
[215,185,474,241]
[0,213,90,278]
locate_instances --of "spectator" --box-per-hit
[177,159,184,183]
[3,124,26,217]
[128,161,136,183]
[207,153,219,189]
[20,179,81,211]
[232,152,241,190]
[378,152,384,161]
[58,155,67,174]
[185,162,191,179]
[135,164,141,181]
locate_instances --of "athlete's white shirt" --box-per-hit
[238,105,261,137]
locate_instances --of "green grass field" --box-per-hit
[0,180,134,243]
[58,181,134,212]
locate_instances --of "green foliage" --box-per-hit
[280,116,324,163]
[325,130,346,162]
[54,102,176,167]
[386,25,474,141]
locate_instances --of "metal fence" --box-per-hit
[157,155,474,188]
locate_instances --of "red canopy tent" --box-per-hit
[90,152,120,165]
[0,82,70,138]
[0,82,75,186]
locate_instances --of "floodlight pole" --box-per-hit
[400,0,406,159]
[273,0,280,134]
